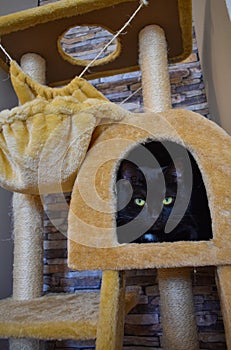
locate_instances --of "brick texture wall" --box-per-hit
[40,1,227,349]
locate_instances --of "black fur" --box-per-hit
[116,141,212,244]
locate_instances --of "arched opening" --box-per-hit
[116,140,213,244]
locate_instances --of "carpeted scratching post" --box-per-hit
[95,271,126,350]
[9,53,46,350]
[139,25,199,349]
[139,25,171,113]
[158,269,199,349]
[11,193,44,300]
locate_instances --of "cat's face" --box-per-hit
[116,141,212,244]
[116,160,184,243]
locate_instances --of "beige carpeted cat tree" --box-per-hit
[0,1,230,350]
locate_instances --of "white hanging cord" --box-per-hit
[78,0,149,78]
[120,85,142,105]
[0,42,13,64]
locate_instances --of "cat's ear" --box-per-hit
[118,160,141,181]
[164,160,184,181]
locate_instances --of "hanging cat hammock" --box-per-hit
[0,0,230,349]
[0,60,124,194]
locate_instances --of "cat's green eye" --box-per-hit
[163,197,173,206]
[134,198,146,207]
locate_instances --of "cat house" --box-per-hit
[68,105,231,270]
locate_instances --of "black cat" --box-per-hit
[116,141,212,244]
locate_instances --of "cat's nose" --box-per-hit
[148,208,161,222]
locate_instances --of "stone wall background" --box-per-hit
[40,1,227,349]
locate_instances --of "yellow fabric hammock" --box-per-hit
[0,61,124,194]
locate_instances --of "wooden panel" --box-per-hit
[0,0,192,85]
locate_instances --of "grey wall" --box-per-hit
[0,188,12,298]
[0,49,16,302]
[193,0,231,134]
[0,0,38,16]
